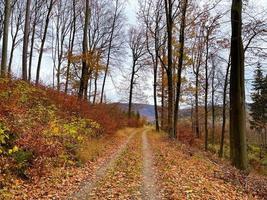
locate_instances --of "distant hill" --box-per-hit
[115,103,195,122]
[115,102,253,123]
[115,103,155,122]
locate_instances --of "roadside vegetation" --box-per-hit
[0,78,142,199]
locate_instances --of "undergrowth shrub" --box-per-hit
[176,121,195,145]
[0,123,17,155]
[11,149,33,179]
[77,138,105,163]
[0,78,143,181]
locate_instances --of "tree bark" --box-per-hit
[174,0,188,138]
[229,0,248,170]
[36,0,54,84]
[211,56,215,145]
[79,0,90,99]
[153,45,160,132]
[22,0,31,81]
[8,14,20,75]
[65,0,76,93]
[164,0,174,138]
[1,0,11,78]
[219,55,230,157]
[28,9,37,82]
[204,32,209,151]
[161,61,165,130]
[195,66,200,138]
[100,0,119,103]
[128,60,136,118]
[93,71,98,104]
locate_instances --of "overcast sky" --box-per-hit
[9,0,267,105]
[123,0,267,105]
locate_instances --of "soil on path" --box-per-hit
[69,130,137,200]
[141,130,161,200]
[71,128,162,200]
[69,127,265,200]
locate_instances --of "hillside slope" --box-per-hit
[0,79,141,199]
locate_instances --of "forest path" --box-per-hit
[69,128,161,200]
[69,127,252,200]
[69,130,137,200]
[141,130,161,200]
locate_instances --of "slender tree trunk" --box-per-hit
[193,32,203,139]
[100,0,119,103]
[65,0,76,93]
[56,31,66,92]
[8,27,19,74]
[191,102,194,132]
[22,0,31,81]
[230,0,248,170]
[93,71,98,104]
[79,0,90,99]
[204,32,209,151]
[88,78,92,103]
[36,0,53,84]
[8,7,22,74]
[1,0,11,78]
[128,61,136,118]
[219,56,230,157]
[174,0,188,138]
[84,77,89,100]
[195,65,200,138]
[145,19,160,132]
[211,57,215,145]
[161,63,165,130]
[28,16,37,82]
[153,50,159,132]
[51,26,56,89]
[165,0,174,138]
[56,20,60,91]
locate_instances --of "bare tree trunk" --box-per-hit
[204,32,209,151]
[88,78,92,103]
[22,0,31,81]
[56,29,66,92]
[36,0,53,84]
[28,14,37,82]
[1,0,11,78]
[174,0,188,138]
[165,0,174,138]
[144,16,160,131]
[65,0,76,93]
[93,71,98,104]
[100,0,119,103]
[219,55,230,157]
[84,78,89,100]
[195,68,200,138]
[79,0,90,99]
[230,0,248,170]
[161,63,165,130]
[211,56,215,145]
[8,20,20,74]
[56,16,60,91]
[191,102,194,133]
[128,60,136,118]
[153,49,159,131]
